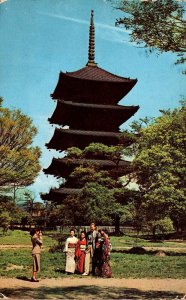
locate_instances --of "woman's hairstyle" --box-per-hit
[81,231,86,235]
[102,228,109,235]
[30,227,41,236]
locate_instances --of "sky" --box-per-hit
[0,0,185,201]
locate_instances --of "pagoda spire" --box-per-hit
[86,10,97,67]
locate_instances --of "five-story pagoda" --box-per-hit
[41,11,139,203]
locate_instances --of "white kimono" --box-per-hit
[64,236,78,273]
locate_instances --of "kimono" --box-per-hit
[101,237,112,278]
[94,236,104,276]
[64,236,78,273]
[75,239,86,274]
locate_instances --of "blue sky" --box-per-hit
[0,0,185,201]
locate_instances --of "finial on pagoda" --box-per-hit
[86,10,97,67]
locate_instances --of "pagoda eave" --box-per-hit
[41,188,81,202]
[46,128,134,151]
[43,157,132,178]
[48,100,139,130]
[51,71,137,104]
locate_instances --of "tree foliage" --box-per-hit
[0,98,41,187]
[49,143,137,231]
[115,0,186,67]
[0,195,29,233]
[131,102,186,232]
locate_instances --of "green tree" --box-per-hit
[0,211,12,234]
[0,195,29,233]
[131,102,186,235]
[115,0,186,68]
[0,97,41,187]
[51,143,136,233]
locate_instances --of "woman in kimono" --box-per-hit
[75,231,86,274]
[94,230,104,276]
[63,228,78,274]
[100,229,112,278]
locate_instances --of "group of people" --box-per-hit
[64,223,112,278]
[30,222,112,282]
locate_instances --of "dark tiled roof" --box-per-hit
[45,128,135,151]
[41,188,81,201]
[58,100,139,111]
[66,66,136,82]
[51,188,81,195]
[43,157,132,178]
[54,157,130,167]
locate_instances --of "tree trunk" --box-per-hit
[152,226,156,240]
[115,214,120,235]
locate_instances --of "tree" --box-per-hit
[0,97,41,187]
[0,211,12,235]
[115,0,186,67]
[49,143,135,233]
[130,102,186,235]
[0,195,29,233]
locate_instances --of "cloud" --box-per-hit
[0,0,7,4]
[37,12,131,45]
[38,12,130,34]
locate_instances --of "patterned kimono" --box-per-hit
[75,239,86,274]
[64,236,78,273]
[94,236,104,276]
[101,237,112,278]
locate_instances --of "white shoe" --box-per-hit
[82,272,88,276]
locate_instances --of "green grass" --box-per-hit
[0,249,66,279]
[0,229,186,279]
[110,235,186,249]
[0,248,186,279]
[0,229,57,247]
[111,252,186,278]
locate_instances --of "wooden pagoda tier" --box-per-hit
[46,128,135,151]
[51,67,137,105]
[41,188,81,202]
[48,100,139,131]
[42,11,139,203]
[43,157,133,178]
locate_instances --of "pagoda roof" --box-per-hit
[48,100,139,131]
[41,188,81,202]
[46,128,134,151]
[51,71,137,104]
[51,11,138,104]
[43,157,132,178]
[65,65,135,83]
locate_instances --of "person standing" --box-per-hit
[94,230,104,276]
[30,228,43,282]
[63,228,78,274]
[75,231,86,274]
[83,223,98,276]
[100,229,112,278]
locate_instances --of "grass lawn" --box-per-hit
[0,229,56,247]
[0,229,186,279]
[110,235,186,249]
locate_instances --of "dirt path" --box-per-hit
[0,277,186,299]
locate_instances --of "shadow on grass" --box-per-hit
[112,247,186,256]
[0,285,184,299]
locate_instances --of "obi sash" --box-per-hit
[80,244,86,251]
[68,243,76,248]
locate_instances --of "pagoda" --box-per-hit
[41,11,139,203]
